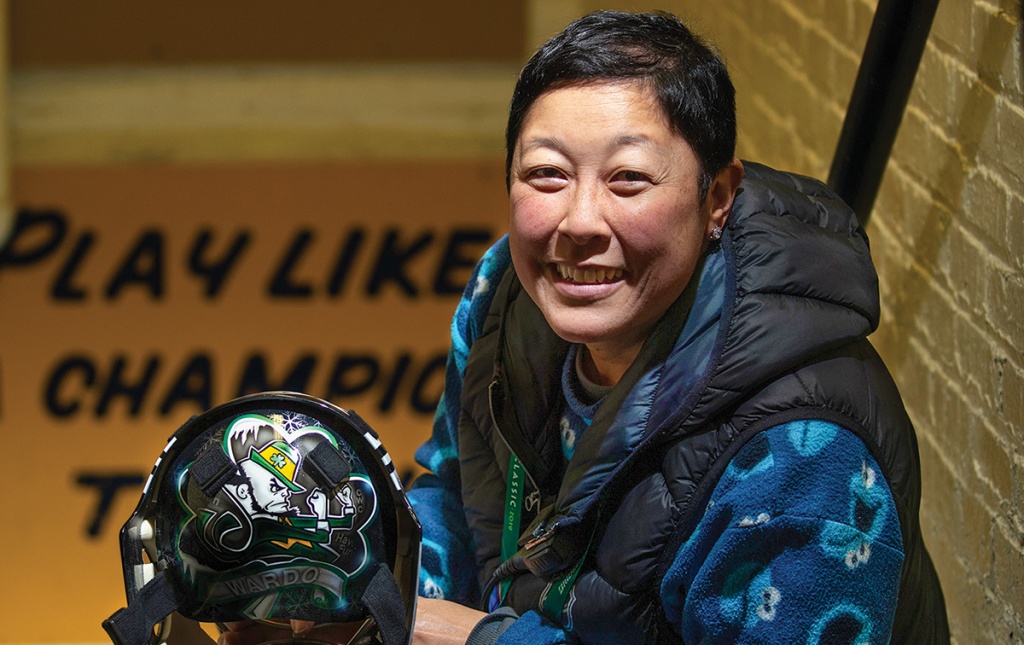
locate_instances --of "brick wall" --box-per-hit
[878,3,1024,641]
[616,0,1023,641]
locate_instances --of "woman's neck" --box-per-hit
[578,342,641,387]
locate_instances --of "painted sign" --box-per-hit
[0,160,507,642]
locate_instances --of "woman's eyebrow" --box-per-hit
[518,136,566,155]
[519,134,653,156]
[612,134,651,147]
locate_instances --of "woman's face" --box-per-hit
[509,81,737,378]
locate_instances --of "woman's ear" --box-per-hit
[706,158,744,237]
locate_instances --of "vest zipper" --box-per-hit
[487,377,541,494]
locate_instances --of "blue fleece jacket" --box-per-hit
[409,236,902,644]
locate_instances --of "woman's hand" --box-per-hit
[217,619,360,644]
[213,597,486,645]
[412,597,487,645]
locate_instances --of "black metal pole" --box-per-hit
[827,0,940,226]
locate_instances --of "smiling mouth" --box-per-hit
[555,264,624,284]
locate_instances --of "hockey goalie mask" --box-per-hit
[104,392,421,645]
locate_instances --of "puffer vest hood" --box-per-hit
[457,162,948,643]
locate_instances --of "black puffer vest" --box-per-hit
[457,163,948,643]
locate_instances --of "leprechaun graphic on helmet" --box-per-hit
[180,413,374,562]
[173,411,380,619]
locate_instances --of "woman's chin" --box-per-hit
[546,315,625,347]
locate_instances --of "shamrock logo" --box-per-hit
[270,452,287,469]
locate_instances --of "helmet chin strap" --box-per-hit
[359,562,411,645]
[102,569,183,645]
[102,564,403,645]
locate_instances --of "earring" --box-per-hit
[709,226,723,241]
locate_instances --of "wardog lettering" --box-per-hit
[220,566,321,597]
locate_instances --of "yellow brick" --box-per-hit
[952,64,1003,151]
[1009,193,1024,273]
[831,45,861,107]
[892,109,965,205]
[994,98,1024,187]
[928,366,975,477]
[940,559,974,644]
[764,2,807,64]
[850,0,876,45]
[889,341,933,422]
[911,46,953,127]
[989,525,1024,637]
[917,434,954,537]
[956,486,996,582]
[798,0,829,26]
[962,171,1011,262]
[872,168,915,239]
[910,281,957,370]
[986,271,1024,350]
[971,423,1014,506]
[970,3,1020,94]
[943,223,989,315]
[954,314,1006,413]
[804,28,842,105]
[1003,361,1024,437]
[820,0,854,46]
[932,0,973,50]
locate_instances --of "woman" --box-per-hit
[409,10,949,645]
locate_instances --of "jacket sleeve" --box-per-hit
[466,608,578,645]
[407,235,512,605]
[661,419,904,644]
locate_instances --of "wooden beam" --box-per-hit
[10,62,518,164]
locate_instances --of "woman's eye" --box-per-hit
[528,167,563,179]
[524,167,567,190]
[613,170,649,183]
[610,170,651,194]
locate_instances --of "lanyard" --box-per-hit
[500,452,590,622]
[500,453,526,598]
[539,541,587,624]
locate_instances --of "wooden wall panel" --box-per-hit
[10,0,526,67]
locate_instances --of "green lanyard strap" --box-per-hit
[500,452,593,623]
[500,453,526,598]
[538,533,591,623]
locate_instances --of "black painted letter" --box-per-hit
[76,473,145,538]
[159,353,213,416]
[268,229,316,298]
[105,230,165,300]
[366,229,433,297]
[235,352,317,397]
[45,355,97,418]
[0,208,68,268]
[189,228,251,298]
[433,228,493,295]
[96,355,159,417]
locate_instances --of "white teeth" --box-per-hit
[556,265,623,284]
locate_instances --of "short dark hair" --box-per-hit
[505,10,737,198]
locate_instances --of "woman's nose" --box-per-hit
[557,185,610,242]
